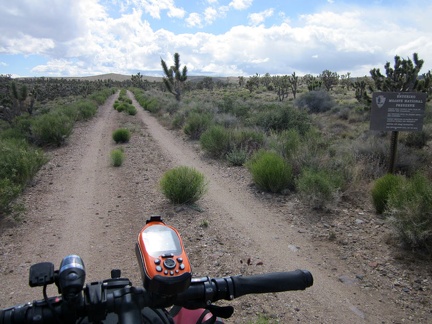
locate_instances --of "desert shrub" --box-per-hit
[230,128,265,154]
[31,112,74,146]
[183,112,213,140]
[0,138,46,185]
[0,178,22,214]
[250,104,311,135]
[268,129,301,160]
[386,173,432,253]
[404,131,429,149]
[295,168,343,210]
[56,105,79,121]
[295,90,335,113]
[111,148,124,167]
[371,173,404,214]
[246,150,292,193]
[126,104,137,115]
[115,102,128,112]
[0,127,27,141]
[144,98,160,113]
[226,147,248,166]
[160,166,208,204]
[200,125,231,158]
[270,128,327,177]
[214,113,239,128]
[75,100,97,120]
[112,128,131,143]
[89,88,115,105]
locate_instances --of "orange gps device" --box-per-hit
[136,216,192,295]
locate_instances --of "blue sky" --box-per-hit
[1,0,431,78]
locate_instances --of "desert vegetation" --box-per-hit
[0,75,116,214]
[159,166,208,204]
[1,52,432,257]
[134,53,432,256]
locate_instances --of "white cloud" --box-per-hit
[229,0,253,10]
[2,0,432,77]
[186,13,203,28]
[120,0,185,19]
[0,34,55,55]
[248,8,274,26]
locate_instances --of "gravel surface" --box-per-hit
[0,91,431,323]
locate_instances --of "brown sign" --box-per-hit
[370,92,427,132]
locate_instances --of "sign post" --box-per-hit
[370,92,427,173]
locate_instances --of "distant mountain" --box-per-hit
[17,73,239,84]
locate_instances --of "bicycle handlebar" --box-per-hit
[0,270,313,324]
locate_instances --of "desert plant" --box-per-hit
[319,70,339,91]
[250,104,311,134]
[112,128,131,143]
[294,90,335,113]
[126,105,137,115]
[161,53,188,101]
[0,138,46,185]
[230,128,265,154]
[246,150,292,193]
[404,131,429,149]
[386,173,432,253]
[226,147,248,166]
[183,112,213,140]
[31,112,74,146]
[75,100,97,120]
[0,178,22,214]
[111,148,124,167]
[370,53,426,92]
[160,166,208,204]
[371,173,404,214]
[200,125,231,158]
[295,168,343,210]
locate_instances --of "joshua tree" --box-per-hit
[370,53,428,93]
[320,70,339,91]
[161,53,188,101]
[272,75,290,101]
[288,72,300,99]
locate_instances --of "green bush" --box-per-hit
[111,149,124,167]
[75,100,98,120]
[31,112,74,146]
[0,139,46,185]
[112,128,131,143]
[386,173,432,253]
[126,105,137,116]
[0,178,22,214]
[250,104,311,134]
[404,131,429,149]
[89,88,115,105]
[295,90,335,113]
[230,128,265,154]
[246,150,292,193]
[160,166,208,204]
[295,168,343,210]
[183,113,213,140]
[226,147,248,166]
[200,125,231,158]
[55,105,79,121]
[371,173,404,214]
[115,102,128,112]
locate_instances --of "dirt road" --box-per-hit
[0,92,429,323]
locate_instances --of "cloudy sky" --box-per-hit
[1,0,431,78]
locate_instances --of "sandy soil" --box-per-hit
[0,91,431,323]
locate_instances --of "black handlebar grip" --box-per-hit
[231,270,313,298]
